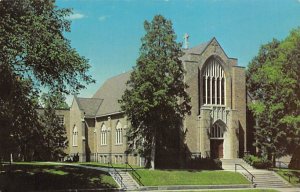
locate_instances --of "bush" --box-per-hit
[252,159,272,169]
[188,157,222,170]
[243,155,272,169]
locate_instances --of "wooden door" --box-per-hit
[218,140,223,158]
[211,139,224,159]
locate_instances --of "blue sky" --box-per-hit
[56,0,300,104]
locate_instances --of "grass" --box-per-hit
[131,169,250,186]
[273,168,300,185]
[78,162,142,169]
[0,162,118,192]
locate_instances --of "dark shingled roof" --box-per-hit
[75,97,103,118]
[92,71,131,116]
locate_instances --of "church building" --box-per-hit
[63,37,247,165]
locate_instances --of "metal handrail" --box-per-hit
[126,162,143,186]
[235,164,255,184]
[108,162,125,189]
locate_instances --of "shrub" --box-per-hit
[188,157,222,170]
[252,159,272,169]
[243,155,272,169]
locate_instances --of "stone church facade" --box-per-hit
[61,37,247,165]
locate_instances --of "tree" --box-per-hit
[247,28,300,167]
[0,65,41,161]
[0,0,94,94]
[0,0,94,160]
[120,15,191,169]
[38,92,68,161]
[40,91,69,109]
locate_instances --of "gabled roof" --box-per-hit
[90,38,224,117]
[92,71,131,117]
[183,41,209,55]
[181,37,228,60]
[75,97,103,118]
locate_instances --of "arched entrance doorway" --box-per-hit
[210,121,226,159]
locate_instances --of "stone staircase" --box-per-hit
[220,158,292,188]
[251,170,292,188]
[110,170,139,191]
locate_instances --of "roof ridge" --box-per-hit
[74,96,83,110]
[105,70,132,81]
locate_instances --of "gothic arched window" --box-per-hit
[210,122,225,139]
[116,121,122,144]
[101,124,107,145]
[202,59,226,106]
[72,126,78,146]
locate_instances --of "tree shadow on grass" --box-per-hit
[0,164,117,192]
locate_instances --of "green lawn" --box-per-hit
[273,168,300,185]
[78,162,142,169]
[0,162,117,192]
[132,169,250,186]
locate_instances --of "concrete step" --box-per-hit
[221,159,292,188]
[251,171,292,188]
[118,171,140,190]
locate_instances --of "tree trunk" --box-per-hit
[150,135,156,170]
[272,153,276,168]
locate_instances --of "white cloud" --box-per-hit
[66,13,85,20]
[98,15,110,22]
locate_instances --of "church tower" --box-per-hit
[182,37,246,159]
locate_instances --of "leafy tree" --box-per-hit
[0,0,94,94]
[0,0,94,160]
[0,65,40,161]
[247,29,300,167]
[38,92,68,161]
[120,15,191,169]
[40,91,69,109]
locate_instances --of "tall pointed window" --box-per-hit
[100,124,107,145]
[202,59,225,106]
[116,121,123,145]
[72,126,78,146]
[210,121,226,139]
